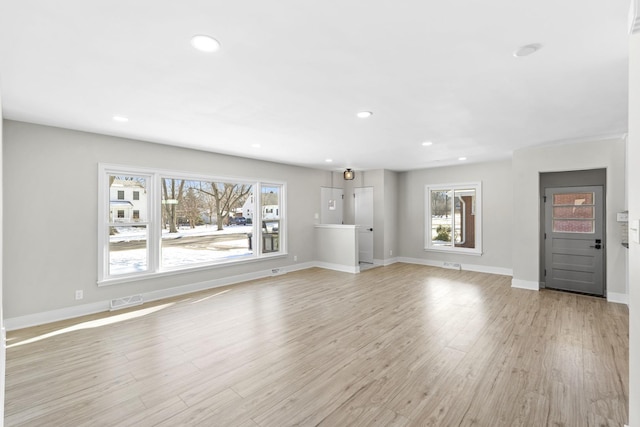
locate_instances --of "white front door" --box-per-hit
[355,187,374,264]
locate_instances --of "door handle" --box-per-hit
[589,244,602,249]
[368,228,373,231]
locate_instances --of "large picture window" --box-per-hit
[98,164,285,284]
[425,182,482,255]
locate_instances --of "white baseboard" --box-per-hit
[4,262,317,331]
[607,292,629,305]
[4,301,110,331]
[511,279,540,291]
[315,262,360,274]
[4,259,524,331]
[374,257,398,267]
[397,257,513,277]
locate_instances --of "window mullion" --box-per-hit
[450,190,455,247]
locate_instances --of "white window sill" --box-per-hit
[98,252,288,286]
[424,247,483,256]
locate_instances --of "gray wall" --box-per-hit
[397,159,513,271]
[384,169,398,261]
[628,29,639,427]
[511,137,627,296]
[2,120,325,319]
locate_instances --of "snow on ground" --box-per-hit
[109,224,254,275]
[110,245,252,275]
[110,224,253,242]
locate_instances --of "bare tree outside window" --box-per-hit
[162,178,185,233]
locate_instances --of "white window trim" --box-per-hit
[98,163,287,286]
[424,181,483,256]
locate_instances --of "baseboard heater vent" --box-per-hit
[110,294,144,311]
[271,268,285,276]
[443,262,462,270]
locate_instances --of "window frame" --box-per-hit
[98,164,287,286]
[424,182,482,256]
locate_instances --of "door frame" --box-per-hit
[539,169,607,292]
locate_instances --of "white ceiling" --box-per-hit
[0,1,631,171]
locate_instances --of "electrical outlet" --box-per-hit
[75,290,83,300]
[390,249,393,256]
[294,255,298,262]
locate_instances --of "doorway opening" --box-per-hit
[355,187,374,266]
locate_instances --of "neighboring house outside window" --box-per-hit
[425,182,482,255]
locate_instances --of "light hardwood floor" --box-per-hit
[4,264,629,426]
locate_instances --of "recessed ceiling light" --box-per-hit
[421,141,433,146]
[356,111,373,118]
[191,35,221,53]
[325,159,333,163]
[251,143,261,148]
[458,157,467,161]
[513,43,542,57]
[112,115,129,123]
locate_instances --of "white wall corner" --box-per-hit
[511,279,540,291]
[607,292,629,305]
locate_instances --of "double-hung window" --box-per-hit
[425,182,482,255]
[98,164,286,285]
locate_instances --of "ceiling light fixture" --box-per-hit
[325,159,333,163]
[422,141,433,146]
[191,35,221,52]
[458,157,467,161]
[513,43,542,58]
[251,143,261,148]
[356,111,373,118]
[343,168,355,180]
[112,115,129,123]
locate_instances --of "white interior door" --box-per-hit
[355,187,374,264]
[544,186,605,296]
[320,187,343,224]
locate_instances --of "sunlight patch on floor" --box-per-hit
[7,303,174,348]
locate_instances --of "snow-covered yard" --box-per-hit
[109,224,254,275]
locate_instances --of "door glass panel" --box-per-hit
[553,192,593,205]
[552,192,595,233]
[552,220,594,233]
[552,206,594,219]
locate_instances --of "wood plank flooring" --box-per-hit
[4,264,629,426]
